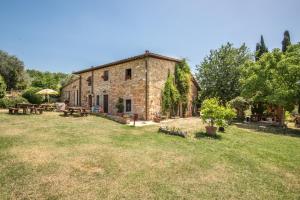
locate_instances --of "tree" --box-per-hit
[196,43,252,104]
[0,50,29,90]
[174,59,191,115]
[282,30,291,52]
[255,35,268,61]
[229,96,249,120]
[22,87,44,104]
[115,98,124,113]
[60,74,79,88]
[27,69,68,91]
[241,44,300,125]
[0,75,6,98]
[162,74,180,116]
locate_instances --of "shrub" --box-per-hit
[200,98,236,127]
[22,87,44,104]
[0,96,28,108]
[0,75,6,98]
[115,98,124,113]
[229,96,249,120]
[158,126,187,138]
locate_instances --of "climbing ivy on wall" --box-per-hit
[175,59,191,113]
[162,74,180,116]
[162,59,191,116]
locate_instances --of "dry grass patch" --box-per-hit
[0,110,300,199]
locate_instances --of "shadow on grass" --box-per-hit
[233,122,300,138]
[195,131,222,140]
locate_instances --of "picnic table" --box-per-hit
[40,104,56,111]
[8,103,43,115]
[64,107,90,117]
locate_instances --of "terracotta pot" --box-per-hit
[205,126,217,135]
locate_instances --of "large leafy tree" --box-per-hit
[196,43,252,104]
[0,75,6,98]
[241,44,300,124]
[282,30,291,53]
[0,50,29,90]
[255,35,268,61]
[27,69,68,91]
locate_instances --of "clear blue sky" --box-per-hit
[0,0,299,73]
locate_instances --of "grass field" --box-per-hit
[0,111,299,199]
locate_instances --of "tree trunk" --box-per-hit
[298,102,300,114]
[278,106,285,127]
[179,102,182,117]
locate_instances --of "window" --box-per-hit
[125,99,132,112]
[87,76,92,86]
[125,68,132,80]
[96,95,100,106]
[103,71,109,81]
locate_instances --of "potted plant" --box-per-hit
[115,98,124,116]
[200,98,236,136]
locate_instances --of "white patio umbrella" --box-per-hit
[36,89,59,103]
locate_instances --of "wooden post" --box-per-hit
[133,114,138,126]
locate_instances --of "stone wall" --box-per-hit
[147,57,177,119]
[79,71,92,107]
[147,57,199,119]
[80,59,147,119]
[61,55,199,120]
[60,79,80,106]
[187,79,199,117]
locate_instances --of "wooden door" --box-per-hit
[103,95,108,113]
[88,95,92,108]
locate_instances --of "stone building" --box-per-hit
[61,51,199,120]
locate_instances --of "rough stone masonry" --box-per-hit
[61,51,199,120]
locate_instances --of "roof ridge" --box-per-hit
[73,51,181,74]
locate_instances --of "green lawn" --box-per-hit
[0,111,299,199]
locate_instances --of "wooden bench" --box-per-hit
[22,107,28,114]
[36,108,43,114]
[63,110,69,116]
[8,107,19,114]
[80,109,90,117]
[63,109,89,117]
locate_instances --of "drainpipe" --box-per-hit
[79,75,82,106]
[145,51,149,120]
[91,69,94,95]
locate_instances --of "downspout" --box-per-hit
[79,75,82,106]
[145,52,149,120]
[91,70,94,95]
[91,69,94,107]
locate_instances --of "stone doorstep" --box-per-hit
[127,120,159,127]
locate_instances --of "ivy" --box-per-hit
[162,74,180,115]
[162,60,191,116]
[175,59,191,105]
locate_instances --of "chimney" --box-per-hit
[145,50,150,54]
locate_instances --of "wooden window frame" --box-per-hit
[125,68,132,80]
[125,99,132,112]
[87,76,92,86]
[103,71,109,81]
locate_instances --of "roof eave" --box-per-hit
[73,52,182,74]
